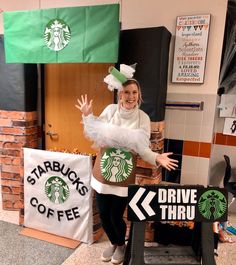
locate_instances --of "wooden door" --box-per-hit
[44,63,113,154]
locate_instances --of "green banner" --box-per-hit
[3,4,120,63]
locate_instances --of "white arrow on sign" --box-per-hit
[129,187,156,221]
[141,190,156,217]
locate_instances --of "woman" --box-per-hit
[76,78,178,264]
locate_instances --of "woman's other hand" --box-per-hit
[156,152,178,171]
[75,94,93,116]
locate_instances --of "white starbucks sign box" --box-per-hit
[24,148,93,243]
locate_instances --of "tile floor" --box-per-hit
[1,183,236,265]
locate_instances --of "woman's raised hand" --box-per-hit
[75,94,93,116]
[156,152,178,171]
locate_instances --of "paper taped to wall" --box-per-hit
[223,117,236,136]
[218,94,236,118]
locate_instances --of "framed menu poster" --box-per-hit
[172,14,211,83]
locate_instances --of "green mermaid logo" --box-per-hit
[100,148,134,182]
[45,176,69,204]
[44,19,71,51]
[198,190,227,220]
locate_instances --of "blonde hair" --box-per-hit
[118,79,143,106]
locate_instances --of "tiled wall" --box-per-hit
[164,93,217,142]
[163,93,236,190]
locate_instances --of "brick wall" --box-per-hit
[0,110,38,224]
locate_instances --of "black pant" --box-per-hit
[96,193,128,246]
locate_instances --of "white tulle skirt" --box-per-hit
[82,115,150,154]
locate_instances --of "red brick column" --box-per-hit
[0,110,38,224]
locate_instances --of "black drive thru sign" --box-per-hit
[128,185,228,222]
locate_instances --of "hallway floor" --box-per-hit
[1,185,236,265]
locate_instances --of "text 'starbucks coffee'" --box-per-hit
[26,160,89,221]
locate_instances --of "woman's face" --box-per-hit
[119,83,139,110]
[113,156,121,167]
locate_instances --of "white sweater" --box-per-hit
[83,104,158,197]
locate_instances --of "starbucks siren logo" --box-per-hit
[45,176,69,204]
[198,190,227,220]
[44,19,71,51]
[100,148,134,182]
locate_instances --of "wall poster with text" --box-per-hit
[172,14,211,83]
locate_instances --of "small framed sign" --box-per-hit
[223,118,236,136]
[172,14,211,83]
